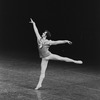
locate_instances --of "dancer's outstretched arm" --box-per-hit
[29,18,41,40]
[49,40,72,45]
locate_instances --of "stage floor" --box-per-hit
[0,55,99,100]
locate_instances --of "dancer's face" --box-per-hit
[42,32,47,39]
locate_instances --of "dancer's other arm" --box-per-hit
[29,18,41,40]
[49,40,72,45]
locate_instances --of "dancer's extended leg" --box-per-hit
[35,58,48,90]
[45,54,83,64]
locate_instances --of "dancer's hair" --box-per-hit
[45,30,51,39]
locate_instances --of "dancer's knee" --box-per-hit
[40,73,45,78]
[57,56,64,61]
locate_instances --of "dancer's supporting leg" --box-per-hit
[35,54,82,90]
[35,58,48,90]
[45,54,83,64]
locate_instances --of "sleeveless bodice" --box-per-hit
[37,38,51,58]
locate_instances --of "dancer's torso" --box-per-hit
[37,38,51,58]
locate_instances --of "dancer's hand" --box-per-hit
[68,41,72,44]
[29,18,35,24]
[65,40,72,44]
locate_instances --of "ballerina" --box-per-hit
[29,18,83,90]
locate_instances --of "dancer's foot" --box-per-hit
[74,60,83,64]
[35,84,42,90]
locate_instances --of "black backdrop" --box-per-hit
[0,0,100,65]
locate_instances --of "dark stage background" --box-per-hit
[0,0,100,66]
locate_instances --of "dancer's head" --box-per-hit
[42,30,51,39]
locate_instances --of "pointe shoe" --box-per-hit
[75,60,83,64]
[35,85,42,90]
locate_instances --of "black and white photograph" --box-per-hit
[0,0,100,99]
